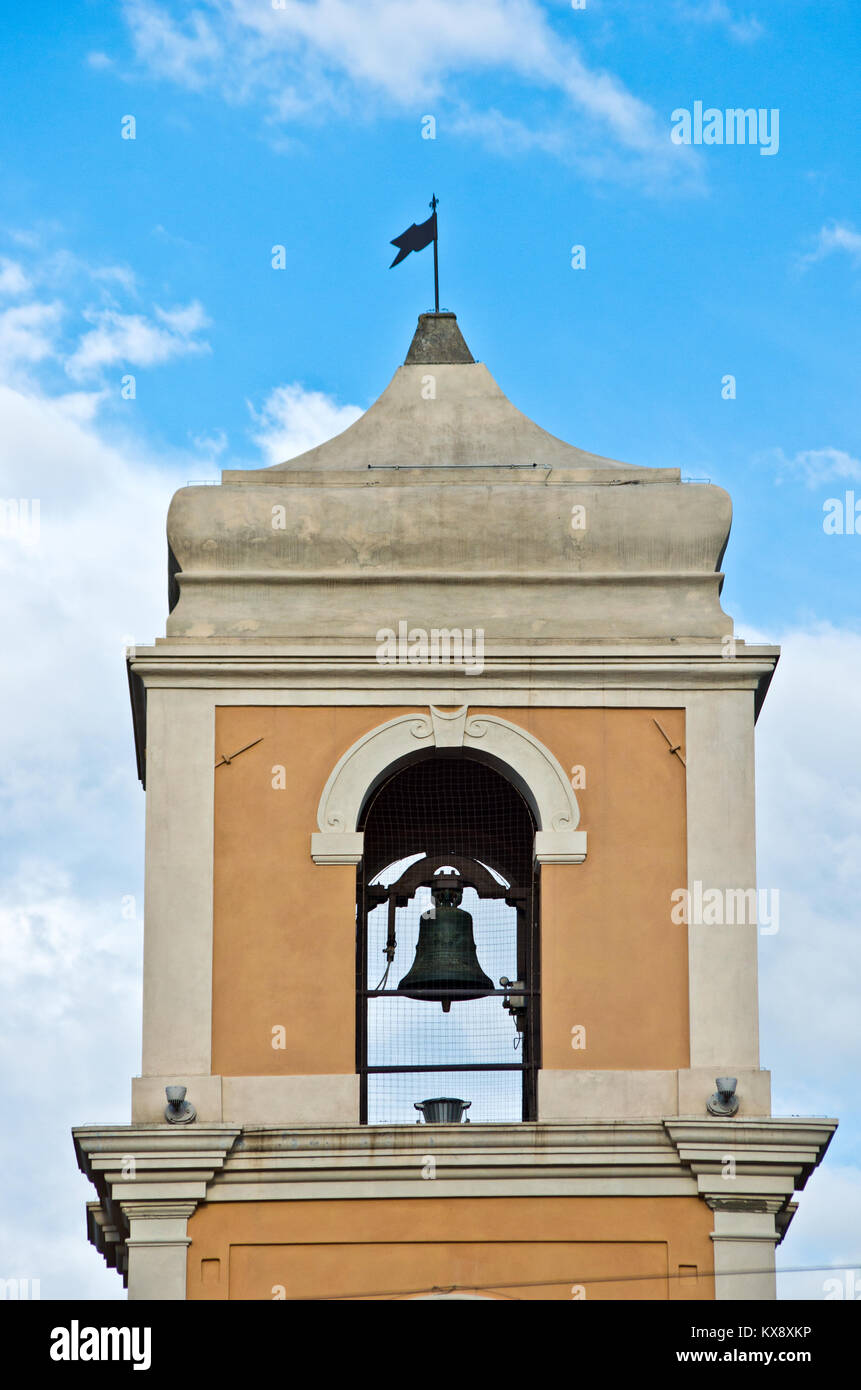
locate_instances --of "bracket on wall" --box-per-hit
[214,737,264,770]
[652,718,686,768]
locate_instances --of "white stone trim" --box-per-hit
[430,704,469,745]
[709,1207,779,1301]
[142,689,215,1077]
[533,831,588,864]
[76,1118,834,1206]
[130,1068,773,1125]
[75,1118,835,1297]
[130,645,779,705]
[540,1069,772,1121]
[220,1074,359,1125]
[308,832,364,865]
[685,691,759,1069]
[664,1118,835,1213]
[540,1070,679,1121]
[74,1126,240,1297]
[315,709,434,839]
[205,1177,701,1202]
[312,706,585,865]
[122,1201,196,1301]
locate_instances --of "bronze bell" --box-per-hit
[398,876,494,1012]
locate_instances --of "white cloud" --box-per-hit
[0,233,228,1296]
[38,248,138,297]
[448,104,698,188]
[0,241,198,390]
[125,1,222,89]
[777,1167,861,1300]
[86,50,114,69]
[0,242,138,301]
[0,863,143,1298]
[121,0,696,186]
[151,223,196,250]
[0,258,31,296]
[0,384,177,775]
[248,381,363,464]
[154,301,208,335]
[757,626,861,1070]
[7,228,42,250]
[190,426,228,458]
[773,446,861,488]
[754,627,861,1295]
[90,263,138,294]
[800,221,861,270]
[448,107,565,155]
[680,0,763,43]
[0,368,184,1296]
[66,300,210,379]
[0,301,63,374]
[0,866,139,1026]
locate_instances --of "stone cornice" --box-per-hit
[664,1116,837,1167]
[220,466,684,488]
[176,568,718,585]
[664,1118,837,1207]
[76,1118,835,1280]
[74,1125,241,1199]
[127,648,778,787]
[74,1125,241,1279]
[74,1117,834,1202]
[129,646,778,694]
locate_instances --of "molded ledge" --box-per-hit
[311,831,364,865]
[534,830,588,864]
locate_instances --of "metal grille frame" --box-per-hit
[355,752,541,1125]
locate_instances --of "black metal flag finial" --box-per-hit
[389,195,439,312]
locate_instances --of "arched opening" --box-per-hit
[357,754,539,1124]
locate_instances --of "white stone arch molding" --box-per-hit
[310,706,587,866]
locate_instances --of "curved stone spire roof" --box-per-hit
[266,312,642,475]
[166,309,736,647]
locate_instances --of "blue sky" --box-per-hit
[0,0,859,1300]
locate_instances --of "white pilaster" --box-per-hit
[709,1204,778,1301]
[685,689,759,1069]
[142,689,215,1076]
[123,1202,196,1301]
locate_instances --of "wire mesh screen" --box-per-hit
[367,1071,523,1126]
[358,755,539,1125]
[362,757,535,890]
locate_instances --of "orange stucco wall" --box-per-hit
[186,1195,713,1300]
[211,706,687,1077]
[212,706,405,1077]
[527,708,689,1070]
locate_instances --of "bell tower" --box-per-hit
[74,311,835,1301]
